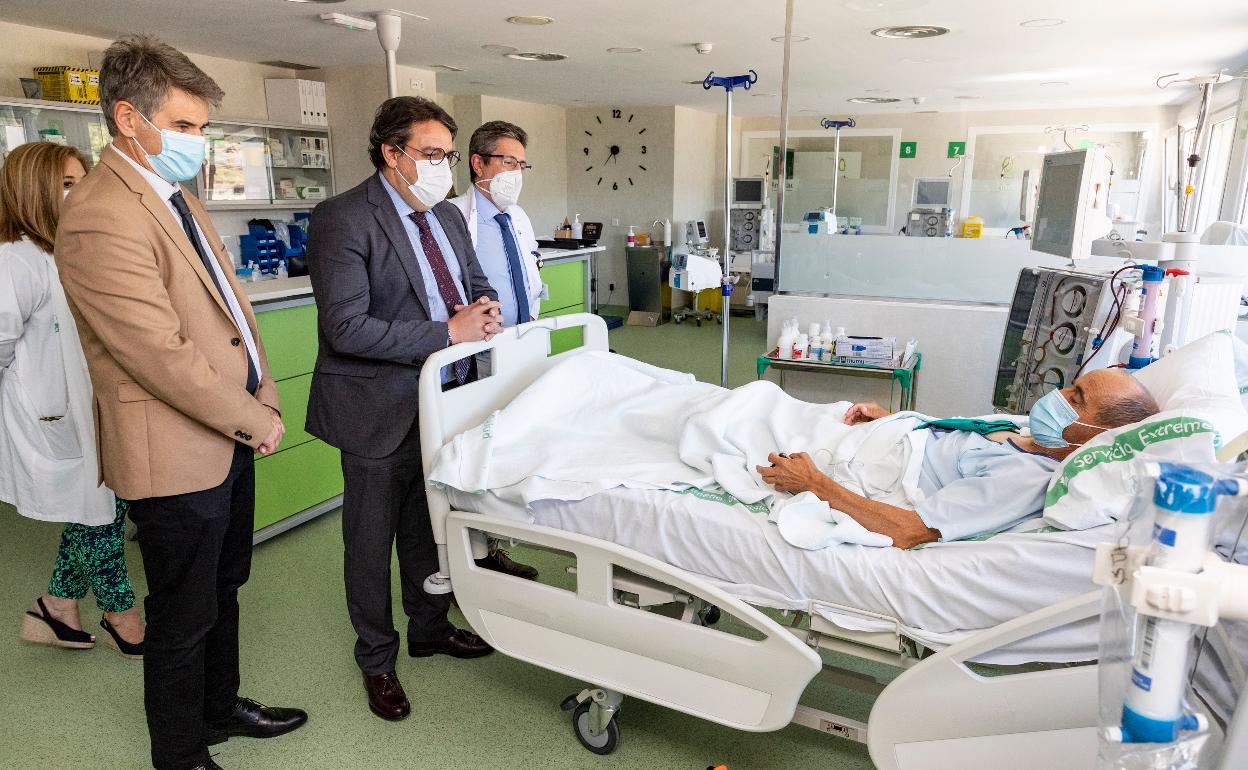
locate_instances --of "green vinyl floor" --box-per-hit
[0,312,884,770]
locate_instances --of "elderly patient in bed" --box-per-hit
[757,370,1159,549]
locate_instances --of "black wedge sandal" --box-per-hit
[99,618,144,660]
[20,597,95,650]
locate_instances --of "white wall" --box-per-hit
[673,105,726,252]
[0,20,295,122]
[566,105,677,305]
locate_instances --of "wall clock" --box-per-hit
[581,109,648,191]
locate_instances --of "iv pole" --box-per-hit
[704,70,758,388]
[820,117,856,229]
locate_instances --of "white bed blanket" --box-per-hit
[428,352,931,547]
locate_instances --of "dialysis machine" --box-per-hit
[994,146,1244,414]
[728,176,777,319]
[903,177,954,237]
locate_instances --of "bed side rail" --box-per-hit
[867,590,1104,770]
[445,511,823,733]
[418,313,609,551]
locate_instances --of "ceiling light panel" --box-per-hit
[505,52,567,62]
[606,47,643,54]
[848,96,901,103]
[506,15,554,25]
[1020,18,1065,28]
[871,26,949,39]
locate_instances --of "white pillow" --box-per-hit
[1043,331,1248,531]
[1234,335,1248,412]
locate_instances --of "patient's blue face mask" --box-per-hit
[1028,389,1106,449]
[131,111,206,183]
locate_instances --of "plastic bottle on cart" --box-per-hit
[626,225,636,246]
[1117,464,1242,745]
[834,326,848,357]
[811,331,825,362]
[795,333,809,360]
[777,324,795,360]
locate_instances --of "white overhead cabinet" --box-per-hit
[264,78,328,127]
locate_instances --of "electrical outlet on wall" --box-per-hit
[612,218,620,227]
[409,78,425,92]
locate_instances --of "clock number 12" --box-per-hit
[612,109,621,119]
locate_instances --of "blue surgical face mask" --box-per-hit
[132,112,206,183]
[1028,389,1106,448]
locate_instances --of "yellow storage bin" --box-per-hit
[961,215,984,239]
[33,66,100,105]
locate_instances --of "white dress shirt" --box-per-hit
[115,149,261,379]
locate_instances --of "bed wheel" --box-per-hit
[702,604,722,625]
[572,701,621,755]
[559,694,580,712]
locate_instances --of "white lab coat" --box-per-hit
[0,237,114,525]
[449,188,545,318]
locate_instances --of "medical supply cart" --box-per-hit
[757,350,922,412]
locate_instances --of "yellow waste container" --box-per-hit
[961,215,984,238]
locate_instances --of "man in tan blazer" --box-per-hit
[55,36,305,770]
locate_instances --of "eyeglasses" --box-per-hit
[480,153,533,172]
[400,145,462,167]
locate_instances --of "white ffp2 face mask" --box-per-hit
[479,169,523,209]
[395,148,454,209]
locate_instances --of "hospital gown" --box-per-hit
[913,429,1059,541]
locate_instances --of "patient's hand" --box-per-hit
[757,452,825,494]
[844,402,890,425]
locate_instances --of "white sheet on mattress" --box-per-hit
[446,486,1111,665]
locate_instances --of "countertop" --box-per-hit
[243,275,313,305]
[537,245,606,264]
[243,246,606,306]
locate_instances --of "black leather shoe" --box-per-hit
[206,697,307,745]
[364,671,411,721]
[475,548,539,580]
[408,628,494,659]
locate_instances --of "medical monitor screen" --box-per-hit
[733,177,765,206]
[1032,150,1088,259]
[913,177,951,208]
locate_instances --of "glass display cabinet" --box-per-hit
[0,97,110,166]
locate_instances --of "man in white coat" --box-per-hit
[449,120,543,329]
[448,120,543,581]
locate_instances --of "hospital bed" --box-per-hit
[416,314,1159,768]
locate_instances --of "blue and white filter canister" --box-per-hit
[1119,463,1240,744]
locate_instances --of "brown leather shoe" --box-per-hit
[408,628,494,659]
[363,671,410,721]
[475,548,539,580]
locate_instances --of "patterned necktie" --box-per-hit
[493,211,530,325]
[170,190,259,394]
[409,211,470,384]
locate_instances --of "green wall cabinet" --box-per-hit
[538,258,588,356]
[252,300,342,536]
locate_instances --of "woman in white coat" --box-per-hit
[0,141,143,658]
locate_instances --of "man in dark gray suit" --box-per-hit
[305,97,499,723]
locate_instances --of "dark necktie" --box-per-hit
[169,190,258,394]
[493,211,530,325]
[409,211,471,384]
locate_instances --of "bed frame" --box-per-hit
[418,313,1107,768]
